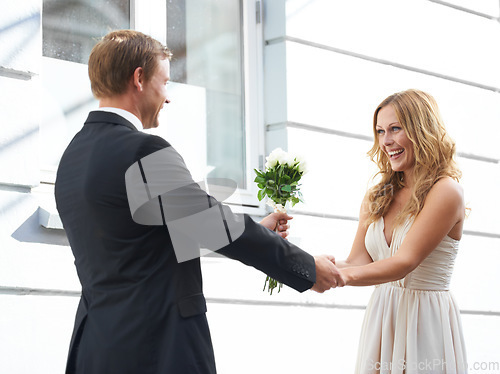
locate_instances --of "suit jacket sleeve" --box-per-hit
[128,135,316,292]
[217,212,316,292]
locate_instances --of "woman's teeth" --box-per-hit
[388,149,404,157]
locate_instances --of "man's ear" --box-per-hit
[133,67,144,92]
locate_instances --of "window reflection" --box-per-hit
[43,0,129,64]
[40,0,129,172]
[167,0,246,188]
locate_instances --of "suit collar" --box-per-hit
[85,111,139,132]
[98,107,143,131]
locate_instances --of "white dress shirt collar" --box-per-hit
[97,107,143,131]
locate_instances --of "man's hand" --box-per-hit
[259,212,293,239]
[311,255,345,293]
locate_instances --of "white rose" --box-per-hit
[266,148,286,169]
[282,153,296,167]
[291,152,307,174]
[294,153,305,165]
[297,160,308,174]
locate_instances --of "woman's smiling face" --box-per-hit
[375,105,415,173]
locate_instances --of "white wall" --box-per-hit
[0,2,75,373]
[252,0,500,372]
[1,1,500,373]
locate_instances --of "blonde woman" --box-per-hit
[336,89,467,373]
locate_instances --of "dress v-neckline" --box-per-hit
[380,217,393,248]
[380,216,460,249]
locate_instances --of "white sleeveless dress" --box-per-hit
[355,218,468,374]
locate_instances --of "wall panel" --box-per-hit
[443,0,499,17]
[452,235,500,312]
[458,157,500,235]
[208,303,364,374]
[0,76,41,187]
[285,0,500,88]
[0,294,78,374]
[0,190,79,291]
[0,1,41,73]
[285,41,500,161]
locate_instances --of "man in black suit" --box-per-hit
[55,30,343,374]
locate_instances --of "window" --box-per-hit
[41,0,130,176]
[166,0,246,188]
[43,0,130,64]
[40,0,262,208]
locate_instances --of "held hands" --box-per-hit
[311,255,346,293]
[259,214,345,292]
[259,212,292,239]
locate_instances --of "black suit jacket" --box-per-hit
[55,111,316,374]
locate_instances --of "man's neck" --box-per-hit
[99,95,141,121]
[97,95,144,131]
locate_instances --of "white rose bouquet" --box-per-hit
[254,147,308,294]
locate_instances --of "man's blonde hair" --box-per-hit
[88,30,172,99]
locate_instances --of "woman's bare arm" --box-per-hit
[340,178,464,286]
[336,193,374,269]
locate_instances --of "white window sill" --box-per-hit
[32,180,266,232]
[38,204,63,230]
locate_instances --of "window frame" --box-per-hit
[40,0,266,216]
[133,0,266,213]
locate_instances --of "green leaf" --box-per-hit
[264,188,274,198]
[254,169,264,177]
[257,189,265,201]
[281,184,292,193]
[278,165,284,177]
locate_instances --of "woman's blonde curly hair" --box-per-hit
[366,89,462,227]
